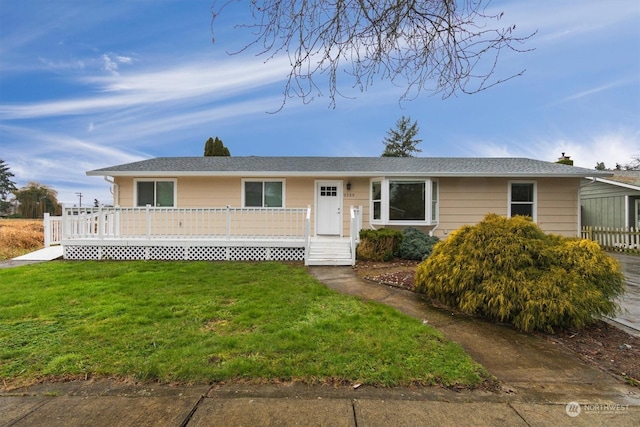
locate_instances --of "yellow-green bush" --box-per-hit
[357,229,403,261]
[415,214,624,332]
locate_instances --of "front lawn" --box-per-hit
[0,261,487,388]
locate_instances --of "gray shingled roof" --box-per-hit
[87,156,613,178]
[598,170,640,189]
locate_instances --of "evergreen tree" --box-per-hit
[381,116,422,157]
[0,159,17,215]
[204,136,230,156]
[204,137,214,156]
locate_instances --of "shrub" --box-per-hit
[397,227,439,260]
[414,214,625,332]
[357,228,403,261]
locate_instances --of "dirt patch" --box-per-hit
[354,259,640,387]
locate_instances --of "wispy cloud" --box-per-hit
[468,128,640,170]
[493,0,640,44]
[550,79,637,105]
[101,52,134,76]
[0,56,291,120]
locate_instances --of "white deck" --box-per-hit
[43,205,363,265]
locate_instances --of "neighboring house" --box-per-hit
[581,170,640,229]
[58,157,610,265]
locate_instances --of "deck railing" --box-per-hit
[61,206,311,241]
[581,226,640,254]
[43,213,63,247]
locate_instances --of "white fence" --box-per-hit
[581,226,640,254]
[60,205,311,241]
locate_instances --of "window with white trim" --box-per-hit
[372,181,382,220]
[370,178,438,224]
[509,181,536,220]
[431,180,439,223]
[135,179,176,207]
[243,180,284,208]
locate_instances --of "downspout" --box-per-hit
[104,176,118,206]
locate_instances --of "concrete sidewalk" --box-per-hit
[2,263,640,426]
[2,380,639,426]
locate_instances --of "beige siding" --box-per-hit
[113,175,581,239]
[114,175,369,237]
[537,178,580,236]
[436,177,507,237]
[434,177,580,238]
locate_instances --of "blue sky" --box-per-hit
[1,0,639,205]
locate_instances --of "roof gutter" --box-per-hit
[87,170,611,179]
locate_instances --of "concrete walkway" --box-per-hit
[12,246,63,261]
[2,261,640,426]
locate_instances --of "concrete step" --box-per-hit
[307,239,353,266]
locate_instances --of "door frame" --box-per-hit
[314,180,344,236]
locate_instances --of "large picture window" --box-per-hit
[509,182,536,219]
[389,181,425,220]
[244,180,284,208]
[135,180,175,207]
[371,178,437,224]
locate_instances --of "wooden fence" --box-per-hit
[581,226,639,254]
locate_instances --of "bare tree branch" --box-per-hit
[211,0,535,108]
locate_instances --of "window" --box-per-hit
[320,185,337,197]
[370,178,437,224]
[371,181,382,220]
[389,181,425,220]
[135,180,175,207]
[431,180,439,223]
[509,182,536,219]
[244,180,284,207]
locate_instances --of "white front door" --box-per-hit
[316,181,342,235]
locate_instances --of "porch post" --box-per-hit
[226,205,231,239]
[43,212,51,247]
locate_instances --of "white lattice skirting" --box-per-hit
[64,245,305,261]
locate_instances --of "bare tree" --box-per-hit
[211,0,534,107]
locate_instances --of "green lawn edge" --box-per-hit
[0,261,490,388]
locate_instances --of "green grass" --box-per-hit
[0,261,488,387]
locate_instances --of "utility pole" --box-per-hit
[75,192,83,208]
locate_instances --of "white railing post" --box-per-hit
[304,205,311,265]
[97,205,104,239]
[43,212,51,247]
[226,205,231,239]
[349,206,360,266]
[146,204,151,239]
